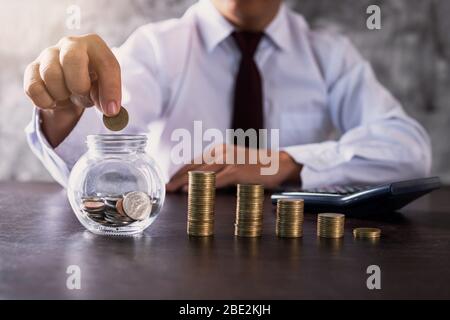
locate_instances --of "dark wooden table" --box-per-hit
[1,182,449,299]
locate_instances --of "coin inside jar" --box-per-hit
[82,199,105,212]
[103,106,129,131]
[123,191,152,221]
[116,198,126,216]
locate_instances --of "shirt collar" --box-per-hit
[264,4,291,52]
[195,0,291,53]
[195,0,234,52]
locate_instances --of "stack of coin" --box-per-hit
[103,194,133,225]
[82,197,106,222]
[276,199,304,238]
[187,171,216,236]
[317,213,345,238]
[353,228,381,239]
[234,184,264,237]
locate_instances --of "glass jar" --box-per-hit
[67,134,165,236]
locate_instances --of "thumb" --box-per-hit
[87,38,121,116]
[97,61,121,117]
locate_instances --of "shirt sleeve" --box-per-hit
[25,25,164,188]
[282,33,432,189]
[25,107,103,187]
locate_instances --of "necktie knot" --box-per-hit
[232,31,264,58]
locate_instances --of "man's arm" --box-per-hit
[25,28,164,187]
[282,33,431,188]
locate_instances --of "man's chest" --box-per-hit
[159,44,333,146]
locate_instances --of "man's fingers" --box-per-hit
[24,62,56,109]
[169,143,232,184]
[59,37,92,97]
[166,174,190,192]
[59,38,96,109]
[215,166,236,189]
[70,94,94,109]
[38,47,71,102]
[167,144,235,192]
[169,163,202,182]
[85,34,121,116]
[167,164,203,192]
[89,80,100,108]
[58,34,121,116]
[167,163,226,192]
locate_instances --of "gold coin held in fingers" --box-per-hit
[103,106,129,131]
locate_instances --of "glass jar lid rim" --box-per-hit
[87,134,148,142]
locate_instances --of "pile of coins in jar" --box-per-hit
[82,191,159,227]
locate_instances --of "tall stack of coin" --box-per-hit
[187,171,216,236]
[234,184,264,237]
[276,199,304,238]
[317,213,345,238]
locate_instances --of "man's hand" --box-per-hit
[166,144,302,192]
[23,34,121,147]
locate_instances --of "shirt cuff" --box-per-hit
[53,107,103,168]
[25,108,69,187]
[282,141,352,188]
[25,107,103,187]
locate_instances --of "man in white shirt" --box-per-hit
[24,0,431,191]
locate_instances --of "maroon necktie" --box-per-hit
[231,31,264,147]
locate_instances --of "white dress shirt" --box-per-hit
[26,0,431,188]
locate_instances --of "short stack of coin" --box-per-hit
[317,213,345,238]
[353,228,381,239]
[276,199,304,238]
[234,184,264,237]
[187,171,216,236]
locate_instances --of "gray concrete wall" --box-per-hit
[0,0,449,182]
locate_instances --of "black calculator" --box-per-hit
[271,177,441,216]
